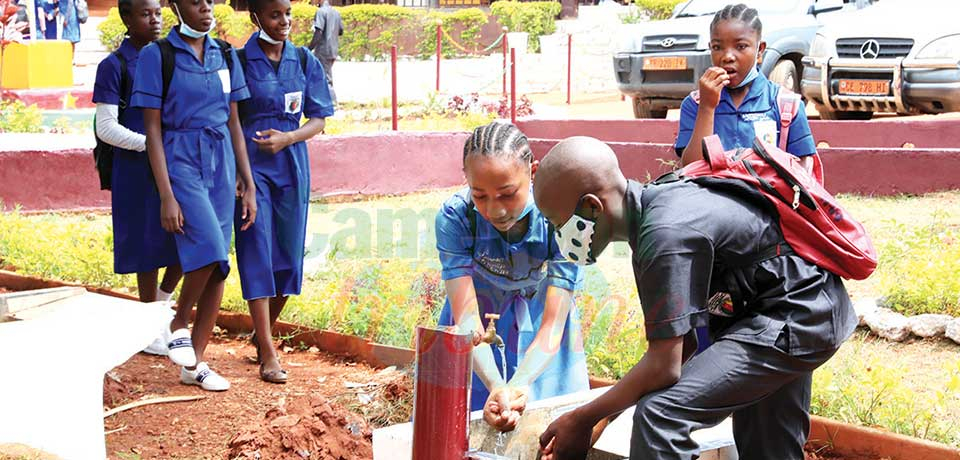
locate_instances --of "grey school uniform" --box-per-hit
[624,179,857,460]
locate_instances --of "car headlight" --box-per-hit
[916,34,960,60]
[808,33,834,58]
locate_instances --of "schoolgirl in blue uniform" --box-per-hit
[235,0,333,384]
[435,122,589,430]
[675,4,817,170]
[93,0,182,322]
[130,0,257,391]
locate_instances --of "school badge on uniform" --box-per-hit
[285,91,303,114]
[706,292,736,317]
[752,118,778,145]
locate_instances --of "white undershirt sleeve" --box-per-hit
[95,103,147,153]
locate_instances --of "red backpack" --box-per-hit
[673,134,877,280]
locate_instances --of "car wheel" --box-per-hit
[817,105,874,120]
[633,97,668,119]
[770,59,799,93]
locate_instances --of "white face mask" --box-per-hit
[555,213,596,266]
[254,14,284,45]
[173,3,214,39]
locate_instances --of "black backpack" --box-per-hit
[92,50,129,191]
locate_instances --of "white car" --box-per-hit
[801,0,960,119]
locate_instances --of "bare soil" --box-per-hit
[103,333,411,460]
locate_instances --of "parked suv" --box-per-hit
[801,0,960,120]
[614,0,872,118]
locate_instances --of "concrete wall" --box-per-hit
[517,118,960,149]
[1,123,958,211]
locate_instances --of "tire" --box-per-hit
[770,59,799,94]
[816,105,874,121]
[632,97,668,119]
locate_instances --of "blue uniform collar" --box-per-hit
[719,71,770,110]
[116,38,140,63]
[243,32,296,63]
[166,26,224,62]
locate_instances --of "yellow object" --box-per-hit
[1,41,74,89]
[62,92,78,109]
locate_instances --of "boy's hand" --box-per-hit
[539,409,593,460]
[698,66,730,110]
[160,196,184,234]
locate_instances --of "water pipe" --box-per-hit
[411,326,473,460]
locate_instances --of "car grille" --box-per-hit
[836,38,914,59]
[642,35,699,53]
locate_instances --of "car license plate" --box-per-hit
[643,56,686,70]
[838,79,889,96]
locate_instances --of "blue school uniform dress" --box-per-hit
[93,38,179,275]
[130,28,250,275]
[435,190,590,411]
[674,73,817,157]
[234,32,334,300]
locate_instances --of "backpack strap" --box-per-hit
[236,47,247,70]
[158,38,175,102]
[701,134,729,171]
[214,38,234,75]
[298,46,308,76]
[776,87,801,153]
[114,50,129,113]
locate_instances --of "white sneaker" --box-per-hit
[142,334,169,356]
[181,362,230,391]
[167,328,197,367]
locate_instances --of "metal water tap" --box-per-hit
[480,313,504,347]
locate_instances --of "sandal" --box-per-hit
[259,365,288,384]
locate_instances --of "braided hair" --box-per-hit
[710,3,762,38]
[462,122,533,169]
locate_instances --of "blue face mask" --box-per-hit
[173,4,214,39]
[733,64,759,89]
[254,14,284,45]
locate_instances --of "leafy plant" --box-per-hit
[338,4,418,61]
[289,0,318,47]
[635,0,685,20]
[212,3,253,42]
[0,99,43,133]
[490,1,561,53]
[417,8,488,59]
[877,215,960,316]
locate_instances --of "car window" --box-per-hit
[674,0,805,18]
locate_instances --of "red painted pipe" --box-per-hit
[511,47,517,124]
[436,21,442,93]
[391,45,398,131]
[502,27,508,97]
[566,33,572,105]
[411,327,472,460]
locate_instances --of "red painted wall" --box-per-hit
[528,140,960,195]
[1,131,958,211]
[518,118,960,149]
[1,89,95,110]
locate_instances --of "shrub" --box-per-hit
[0,99,42,133]
[490,1,560,53]
[417,8,488,59]
[339,4,418,61]
[213,3,254,42]
[635,0,684,20]
[290,0,318,47]
[877,216,960,316]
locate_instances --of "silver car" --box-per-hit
[801,0,960,119]
[613,0,872,118]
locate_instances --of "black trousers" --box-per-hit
[629,338,837,460]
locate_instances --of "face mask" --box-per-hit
[733,46,761,89]
[254,14,284,45]
[173,3,214,39]
[555,208,596,266]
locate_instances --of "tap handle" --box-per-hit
[484,313,501,321]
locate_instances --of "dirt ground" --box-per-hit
[103,333,411,460]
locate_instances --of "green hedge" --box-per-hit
[417,8,489,59]
[490,1,560,53]
[339,4,417,61]
[97,5,247,51]
[636,0,684,20]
